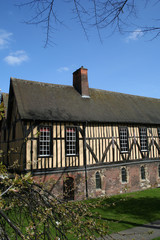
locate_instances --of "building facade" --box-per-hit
[1,67,160,200]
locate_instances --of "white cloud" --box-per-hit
[126,29,143,42]
[4,50,29,66]
[0,29,13,49]
[57,67,69,72]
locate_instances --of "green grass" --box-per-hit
[87,188,160,234]
[4,188,160,239]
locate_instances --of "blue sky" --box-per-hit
[1,0,160,98]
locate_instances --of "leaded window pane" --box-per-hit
[139,127,148,151]
[96,172,101,189]
[158,165,160,178]
[66,127,77,156]
[157,128,160,139]
[121,167,127,182]
[141,166,146,180]
[39,127,51,156]
[119,127,128,152]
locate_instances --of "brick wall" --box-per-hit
[33,161,160,200]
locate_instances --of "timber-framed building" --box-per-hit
[1,67,160,200]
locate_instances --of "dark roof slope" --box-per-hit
[10,77,160,124]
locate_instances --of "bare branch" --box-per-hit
[73,0,89,40]
[16,0,160,45]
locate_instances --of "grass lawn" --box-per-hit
[87,188,160,234]
[4,188,160,239]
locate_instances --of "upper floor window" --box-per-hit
[139,127,148,151]
[157,128,160,139]
[119,127,128,153]
[95,172,101,189]
[38,126,52,157]
[141,166,146,180]
[121,167,127,183]
[66,127,78,156]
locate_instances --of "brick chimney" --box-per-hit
[73,66,89,98]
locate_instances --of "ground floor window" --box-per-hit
[95,172,101,189]
[158,165,160,178]
[121,167,127,183]
[141,166,146,180]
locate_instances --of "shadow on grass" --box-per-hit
[105,196,160,222]
[95,217,160,230]
[90,191,160,231]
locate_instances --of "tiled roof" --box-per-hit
[10,77,160,124]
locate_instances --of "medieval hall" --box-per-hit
[1,67,160,200]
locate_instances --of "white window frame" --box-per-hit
[119,127,128,153]
[139,127,148,152]
[39,126,51,157]
[66,127,77,156]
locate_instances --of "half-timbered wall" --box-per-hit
[26,122,84,171]
[25,122,160,172]
[85,124,160,165]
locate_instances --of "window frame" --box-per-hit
[65,126,79,156]
[38,126,53,158]
[119,127,129,153]
[141,166,146,180]
[121,167,127,183]
[157,128,160,139]
[139,127,148,152]
[158,164,160,178]
[95,172,102,189]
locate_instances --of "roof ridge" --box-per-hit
[90,87,160,101]
[10,77,72,89]
[10,77,160,101]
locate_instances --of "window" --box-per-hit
[96,172,101,189]
[141,166,146,180]
[66,127,78,156]
[157,128,160,139]
[119,127,128,153]
[38,126,52,157]
[158,165,160,178]
[139,127,148,151]
[121,167,127,183]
